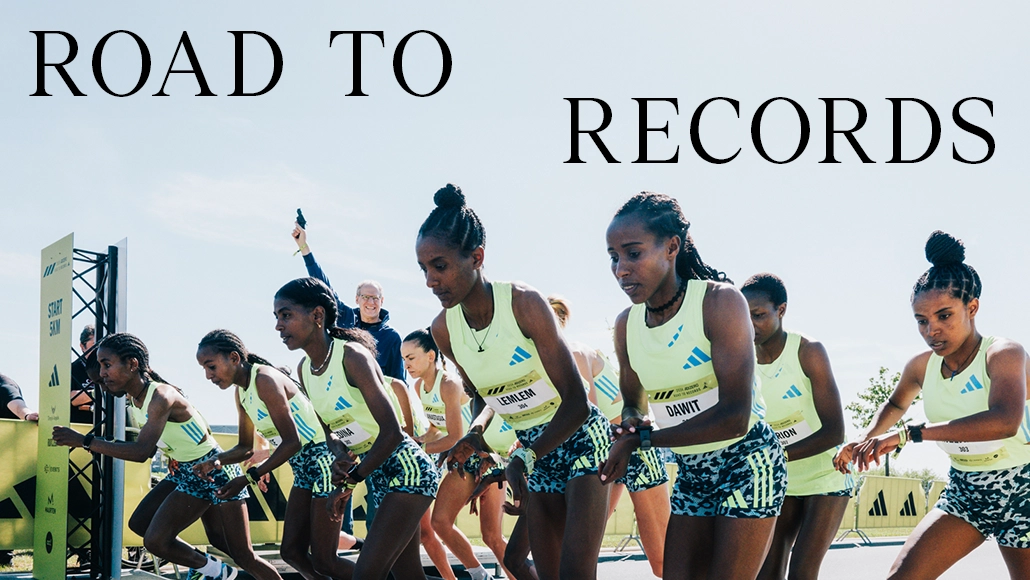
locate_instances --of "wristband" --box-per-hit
[246,466,261,485]
[637,426,653,451]
[346,464,365,484]
[896,425,908,447]
[510,447,536,475]
[82,433,96,451]
[908,423,925,443]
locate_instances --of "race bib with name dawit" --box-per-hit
[329,414,375,455]
[649,373,719,429]
[768,411,815,447]
[481,370,560,426]
[937,440,1008,467]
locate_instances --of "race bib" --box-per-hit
[481,370,560,426]
[768,411,815,447]
[424,408,448,429]
[259,428,283,449]
[937,440,1008,467]
[649,374,719,429]
[329,414,375,455]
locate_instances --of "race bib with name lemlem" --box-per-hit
[481,370,560,426]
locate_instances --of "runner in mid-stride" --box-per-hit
[53,333,280,580]
[838,231,1030,580]
[417,184,611,580]
[601,192,785,580]
[741,274,853,580]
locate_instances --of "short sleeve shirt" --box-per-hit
[0,373,26,420]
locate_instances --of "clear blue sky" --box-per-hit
[2,2,1027,476]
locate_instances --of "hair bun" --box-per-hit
[434,184,465,209]
[925,230,965,267]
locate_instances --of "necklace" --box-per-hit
[943,336,982,381]
[647,279,687,314]
[470,321,493,353]
[310,339,334,374]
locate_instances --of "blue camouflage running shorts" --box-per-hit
[618,446,670,493]
[288,441,334,498]
[936,462,1030,548]
[515,404,611,494]
[166,448,248,505]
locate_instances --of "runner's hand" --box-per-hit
[215,475,248,500]
[833,442,857,474]
[467,470,506,515]
[599,433,636,484]
[440,431,486,476]
[326,487,354,522]
[505,458,529,512]
[330,453,358,486]
[192,458,222,482]
[853,432,900,472]
[612,413,650,440]
[52,426,85,448]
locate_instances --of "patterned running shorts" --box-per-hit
[363,435,440,525]
[670,421,785,518]
[165,448,248,505]
[515,404,611,494]
[936,463,1030,548]
[288,441,334,498]
[618,446,670,493]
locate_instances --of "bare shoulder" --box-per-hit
[703,280,747,310]
[986,337,1028,364]
[509,281,549,314]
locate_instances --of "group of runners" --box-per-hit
[47,186,1030,580]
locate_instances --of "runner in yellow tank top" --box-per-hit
[601,192,786,580]
[273,277,440,580]
[53,333,280,580]
[416,184,611,580]
[740,274,853,580]
[193,329,347,580]
[549,294,670,578]
[402,328,522,580]
[839,231,1030,579]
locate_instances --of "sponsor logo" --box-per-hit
[43,262,56,277]
[334,396,352,411]
[782,384,802,399]
[667,324,684,348]
[960,375,984,394]
[681,347,712,370]
[509,346,532,366]
[48,365,60,387]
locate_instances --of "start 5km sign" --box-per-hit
[35,233,73,580]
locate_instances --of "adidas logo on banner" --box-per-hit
[667,325,684,348]
[682,347,712,370]
[782,385,802,399]
[960,375,984,394]
[900,492,918,517]
[43,263,56,277]
[868,490,887,516]
[509,346,532,366]
[48,365,60,387]
[334,396,352,411]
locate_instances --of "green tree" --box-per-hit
[845,366,920,476]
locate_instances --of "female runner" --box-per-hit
[274,277,440,580]
[194,329,344,580]
[838,231,1030,579]
[600,192,786,580]
[548,295,670,578]
[739,274,852,580]
[403,328,515,580]
[53,333,280,580]
[416,184,611,580]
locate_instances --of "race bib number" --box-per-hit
[768,411,815,447]
[329,414,375,455]
[649,374,719,429]
[481,370,560,426]
[937,440,1008,467]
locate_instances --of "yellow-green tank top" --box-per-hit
[388,376,430,439]
[303,338,400,455]
[128,382,217,462]
[419,370,473,434]
[592,351,623,422]
[626,279,766,455]
[759,332,851,495]
[238,364,325,448]
[923,336,1030,472]
[445,282,563,431]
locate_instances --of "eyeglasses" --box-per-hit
[358,294,382,303]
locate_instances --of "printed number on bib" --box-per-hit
[481,370,560,425]
[768,411,814,447]
[937,440,1008,467]
[329,415,374,455]
[649,374,719,429]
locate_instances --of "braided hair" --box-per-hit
[95,333,182,393]
[740,273,788,306]
[197,329,295,379]
[417,184,486,256]
[613,192,732,284]
[403,327,446,370]
[274,277,379,359]
[912,231,982,304]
